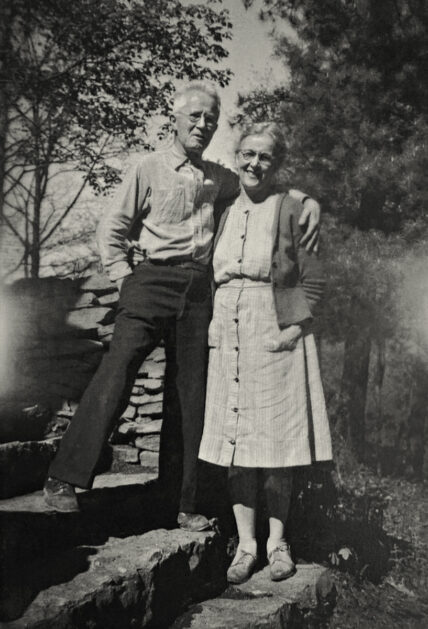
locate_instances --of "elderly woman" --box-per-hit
[198,122,332,584]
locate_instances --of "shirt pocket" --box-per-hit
[150,186,186,224]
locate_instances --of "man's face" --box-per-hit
[173,91,219,157]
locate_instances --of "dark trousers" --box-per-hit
[49,261,212,513]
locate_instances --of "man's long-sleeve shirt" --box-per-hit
[97,145,239,281]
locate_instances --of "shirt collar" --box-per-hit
[167,142,206,173]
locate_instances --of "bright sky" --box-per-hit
[203,0,293,167]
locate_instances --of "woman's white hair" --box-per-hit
[236,121,287,164]
[172,81,221,114]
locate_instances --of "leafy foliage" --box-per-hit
[238,0,428,229]
[0,0,232,276]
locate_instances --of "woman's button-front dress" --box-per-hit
[198,193,332,469]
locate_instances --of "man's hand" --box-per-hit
[265,324,302,352]
[299,198,320,253]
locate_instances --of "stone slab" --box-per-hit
[112,444,140,464]
[172,564,335,629]
[78,274,117,294]
[137,378,164,393]
[117,419,162,437]
[66,307,113,330]
[138,362,165,379]
[135,434,160,453]
[0,438,60,499]
[137,402,162,418]
[0,471,156,513]
[1,529,226,628]
[129,392,163,406]
[139,450,159,469]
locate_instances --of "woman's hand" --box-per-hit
[265,324,303,352]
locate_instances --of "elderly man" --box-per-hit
[44,82,320,531]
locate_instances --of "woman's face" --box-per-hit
[236,133,278,196]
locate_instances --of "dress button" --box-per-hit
[234,377,239,383]
[232,407,238,412]
[229,439,236,445]
[240,234,245,239]
[238,258,242,263]
[234,318,238,323]
[234,346,239,351]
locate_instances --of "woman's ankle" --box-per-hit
[237,537,258,556]
[266,537,287,556]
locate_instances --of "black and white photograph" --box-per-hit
[0,0,427,626]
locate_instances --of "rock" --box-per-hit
[139,450,159,469]
[135,419,163,434]
[117,419,162,437]
[66,307,113,330]
[97,323,115,340]
[79,273,117,294]
[112,445,140,464]
[120,405,137,421]
[135,378,163,394]
[69,292,99,309]
[148,346,166,363]
[138,362,165,379]
[172,564,336,629]
[97,293,119,307]
[0,438,60,498]
[43,416,70,439]
[55,399,78,418]
[135,434,160,453]
[129,392,163,407]
[137,402,163,418]
[1,529,225,628]
[130,385,145,395]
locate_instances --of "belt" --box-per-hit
[145,258,208,272]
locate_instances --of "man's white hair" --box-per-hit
[172,81,221,114]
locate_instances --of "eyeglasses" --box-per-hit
[238,149,274,167]
[177,110,218,129]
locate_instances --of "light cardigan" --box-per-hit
[213,192,325,329]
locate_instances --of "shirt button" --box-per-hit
[234,318,238,323]
[272,262,278,269]
[234,377,239,383]
[232,407,238,412]
[240,234,245,239]
[234,346,239,351]
[229,439,236,445]
[238,258,242,263]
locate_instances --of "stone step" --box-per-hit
[172,564,336,629]
[1,529,226,627]
[0,471,160,571]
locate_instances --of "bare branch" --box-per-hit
[2,213,26,244]
[40,135,110,245]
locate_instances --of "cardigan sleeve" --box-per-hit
[292,206,325,317]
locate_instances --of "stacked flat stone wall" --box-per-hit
[0,270,164,485]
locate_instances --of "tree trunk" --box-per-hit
[337,295,372,460]
[374,337,386,474]
[404,353,428,479]
[31,107,42,278]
